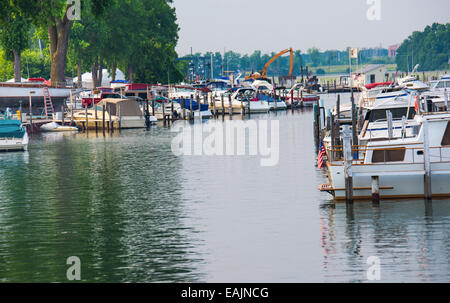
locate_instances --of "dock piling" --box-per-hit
[371,176,380,205]
[343,125,354,204]
[423,119,432,200]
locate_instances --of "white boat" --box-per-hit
[71,98,155,129]
[40,122,79,132]
[429,74,450,92]
[218,87,270,114]
[321,111,450,200]
[0,120,29,152]
[284,83,320,107]
[0,81,74,112]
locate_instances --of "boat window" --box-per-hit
[442,122,450,146]
[372,148,406,163]
[436,81,445,88]
[369,108,415,122]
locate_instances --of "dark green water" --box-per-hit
[0,94,449,282]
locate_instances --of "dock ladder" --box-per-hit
[43,86,54,119]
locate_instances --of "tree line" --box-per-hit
[0,0,183,86]
[396,23,450,72]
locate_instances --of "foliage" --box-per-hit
[396,23,450,72]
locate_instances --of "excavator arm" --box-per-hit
[245,48,294,81]
[261,48,294,78]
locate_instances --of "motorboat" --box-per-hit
[321,111,450,200]
[284,83,320,107]
[0,119,29,151]
[215,87,270,114]
[71,98,156,129]
[40,121,79,132]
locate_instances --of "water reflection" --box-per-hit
[319,200,450,282]
[0,129,204,282]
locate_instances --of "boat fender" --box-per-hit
[414,96,419,112]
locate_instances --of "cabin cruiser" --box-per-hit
[321,111,450,200]
[284,83,320,107]
[0,119,29,151]
[429,74,450,93]
[71,98,156,129]
[214,88,270,114]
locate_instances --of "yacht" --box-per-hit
[0,119,29,152]
[321,111,450,200]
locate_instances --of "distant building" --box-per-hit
[352,64,387,87]
[388,44,400,58]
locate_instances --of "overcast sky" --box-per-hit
[173,0,450,55]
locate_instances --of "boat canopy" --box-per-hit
[0,120,26,139]
[98,98,143,117]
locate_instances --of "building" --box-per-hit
[388,44,400,58]
[352,64,387,87]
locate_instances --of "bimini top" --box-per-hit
[0,120,26,139]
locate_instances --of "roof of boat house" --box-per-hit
[354,64,386,74]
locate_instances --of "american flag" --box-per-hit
[317,140,326,169]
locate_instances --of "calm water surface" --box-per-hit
[0,93,449,282]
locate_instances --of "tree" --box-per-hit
[396,23,450,72]
[307,47,320,67]
[12,0,111,86]
[0,10,31,82]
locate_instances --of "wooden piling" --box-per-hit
[212,94,216,118]
[102,104,106,131]
[85,104,88,131]
[423,118,432,200]
[162,98,166,125]
[221,95,225,118]
[371,176,380,204]
[343,125,354,204]
[189,95,193,120]
[291,90,294,113]
[28,94,33,133]
[171,98,175,122]
[228,94,233,118]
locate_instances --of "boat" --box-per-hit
[0,119,29,152]
[215,87,270,114]
[429,74,450,93]
[40,121,79,132]
[0,79,74,113]
[71,98,156,129]
[175,98,212,119]
[285,83,320,107]
[321,111,450,200]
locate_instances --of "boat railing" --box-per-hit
[326,145,450,165]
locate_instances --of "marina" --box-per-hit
[0,0,449,286]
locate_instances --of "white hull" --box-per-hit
[327,161,450,200]
[0,133,29,152]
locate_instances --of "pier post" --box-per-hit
[240,99,244,117]
[444,88,448,111]
[162,98,166,126]
[94,102,98,131]
[61,105,65,125]
[247,94,251,118]
[274,91,278,112]
[181,97,186,120]
[85,105,88,132]
[300,90,303,108]
[291,90,294,113]
[423,118,432,200]
[189,95,193,120]
[351,91,358,159]
[212,94,216,118]
[28,93,33,133]
[343,125,354,204]
[102,104,106,132]
[386,110,393,139]
[371,176,380,205]
[228,95,233,118]
[109,104,113,132]
[221,95,225,118]
[171,98,175,123]
[118,103,122,129]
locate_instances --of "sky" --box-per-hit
[173,0,450,55]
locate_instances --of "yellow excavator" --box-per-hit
[245,48,294,81]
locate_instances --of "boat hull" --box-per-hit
[326,162,450,200]
[0,133,29,152]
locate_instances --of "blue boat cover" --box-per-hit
[175,99,209,111]
[0,120,26,139]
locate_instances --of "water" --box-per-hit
[0,93,449,282]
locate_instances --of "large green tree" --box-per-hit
[11,0,110,86]
[396,23,450,72]
[0,7,31,82]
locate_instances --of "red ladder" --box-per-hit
[43,87,54,119]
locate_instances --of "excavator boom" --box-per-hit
[245,48,294,81]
